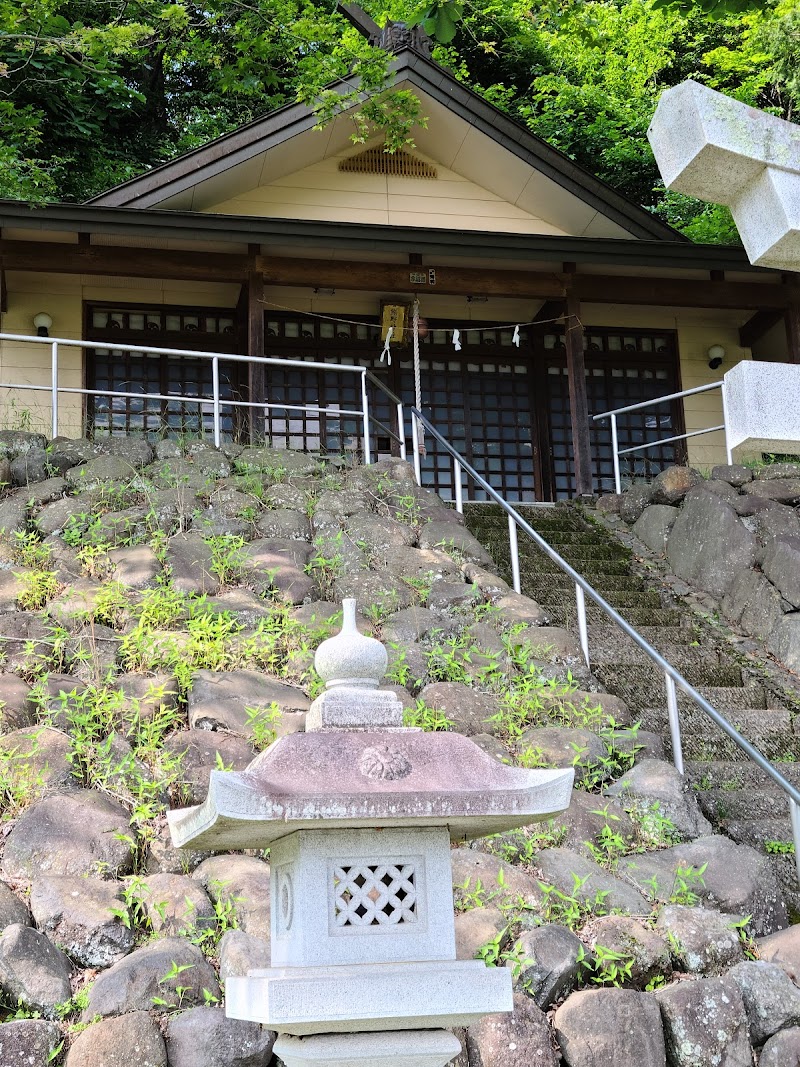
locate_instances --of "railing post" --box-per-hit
[361,371,371,465]
[665,673,684,775]
[397,402,407,461]
[575,584,590,666]
[51,342,59,440]
[790,798,800,883]
[211,356,221,448]
[508,514,521,594]
[611,413,621,495]
[720,381,733,465]
[454,457,463,514]
[410,413,422,486]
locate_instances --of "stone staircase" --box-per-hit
[464,501,800,912]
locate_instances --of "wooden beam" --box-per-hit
[532,300,565,325]
[739,308,784,349]
[255,256,567,300]
[565,291,593,497]
[0,240,792,309]
[0,240,251,282]
[574,275,789,310]
[0,268,6,314]
[247,270,265,441]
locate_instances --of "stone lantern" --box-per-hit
[168,599,574,1067]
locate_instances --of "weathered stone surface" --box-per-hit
[65,1011,167,1067]
[450,849,543,910]
[66,455,139,490]
[11,448,69,486]
[3,791,134,881]
[166,533,218,595]
[768,614,800,672]
[0,431,47,456]
[84,937,219,1018]
[378,544,460,583]
[237,446,317,476]
[188,669,309,735]
[193,855,271,941]
[686,479,740,505]
[537,848,648,915]
[165,1006,276,1067]
[555,988,666,1067]
[30,876,133,968]
[418,521,494,566]
[419,682,499,736]
[464,564,509,598]
[139,873,215,936]
[467,992,557,1067]
[506,625,583,663]
[632,505,680,553]
[655,905,743,975]
[596,493,622,514]
[515,923,583,1009]
[721,568,784,640]
[550,789,637,859]
[0,1019,61,1067]
[585,915,671,989]
[0,676,35,730]
[749,500,800,554]
[762,534,800,607]
[742,478,800,503]
[667,493,756,598]
[313,489,368,517]
[655,975,751,1067]
[651,466,703,505]
[727,959,800,1046]
[333,568,413,613]
[255,508,310,541]
[493,592,549,627]
[711,464,752,487]
[0,881,31,932]
[165,729,254,804]
[759,924,800,982]
[756,462,800,480]
[65,622,120,681]
[382,606,446,643]
[97,436,154,468]
[426,580,478,611]
[0,614,57,672]
[218,929,271,981]
[519,726,606,783]
[760,1027,800,1067]
[454,905,505,961]
[347,514,417,553]
[620,484,653,525]
[109,544,160,589]
[618,835,787,936]
[605,759,712,841]
[0,923,72,1018]
[0,496,28,537]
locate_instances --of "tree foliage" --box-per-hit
[2,0,799,245]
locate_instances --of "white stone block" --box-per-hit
[270,827,456,968]
[273,1029,463,1067]
[733,167,800,271]
[724,361,800,457]
[225,959,512,1035]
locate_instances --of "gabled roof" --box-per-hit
[88,38,682,243]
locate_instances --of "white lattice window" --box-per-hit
[333,863,418,927]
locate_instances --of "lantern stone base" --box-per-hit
[225,959,512,1035]
[273,1029,463,1067]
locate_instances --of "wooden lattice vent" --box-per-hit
[339,147,437,179]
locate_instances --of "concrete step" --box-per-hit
[686,760,800,792]
[548,605,684,629]
[695,786,790,823]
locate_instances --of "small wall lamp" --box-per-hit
[707,344,726,370]
[33,312,53,337]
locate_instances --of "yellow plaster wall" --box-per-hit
[205,153,572,236]
[0,273,239,438]
[583,303,751,471]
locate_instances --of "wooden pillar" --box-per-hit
[565,291,593,497]
[784,302,800,364]
[246,266,265,442]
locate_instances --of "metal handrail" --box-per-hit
[410,406,800,878]
[0,332,406,460]
[591,380,730,493]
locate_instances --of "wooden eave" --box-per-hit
[85,49,681,243]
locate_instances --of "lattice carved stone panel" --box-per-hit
[333,863,418,928]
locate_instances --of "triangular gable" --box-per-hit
[88,49,683,243]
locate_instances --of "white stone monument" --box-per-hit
[648,79,800,271]
[723,359,800,459]
[168,599,574,1067]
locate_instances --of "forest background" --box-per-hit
[0,0,796,244]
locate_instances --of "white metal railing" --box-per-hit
[0,333,406,461]
[409,405,800,877]
[592,381,731,494]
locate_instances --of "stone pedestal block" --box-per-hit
[724,361,800,459]
[273,1029,462,1067]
